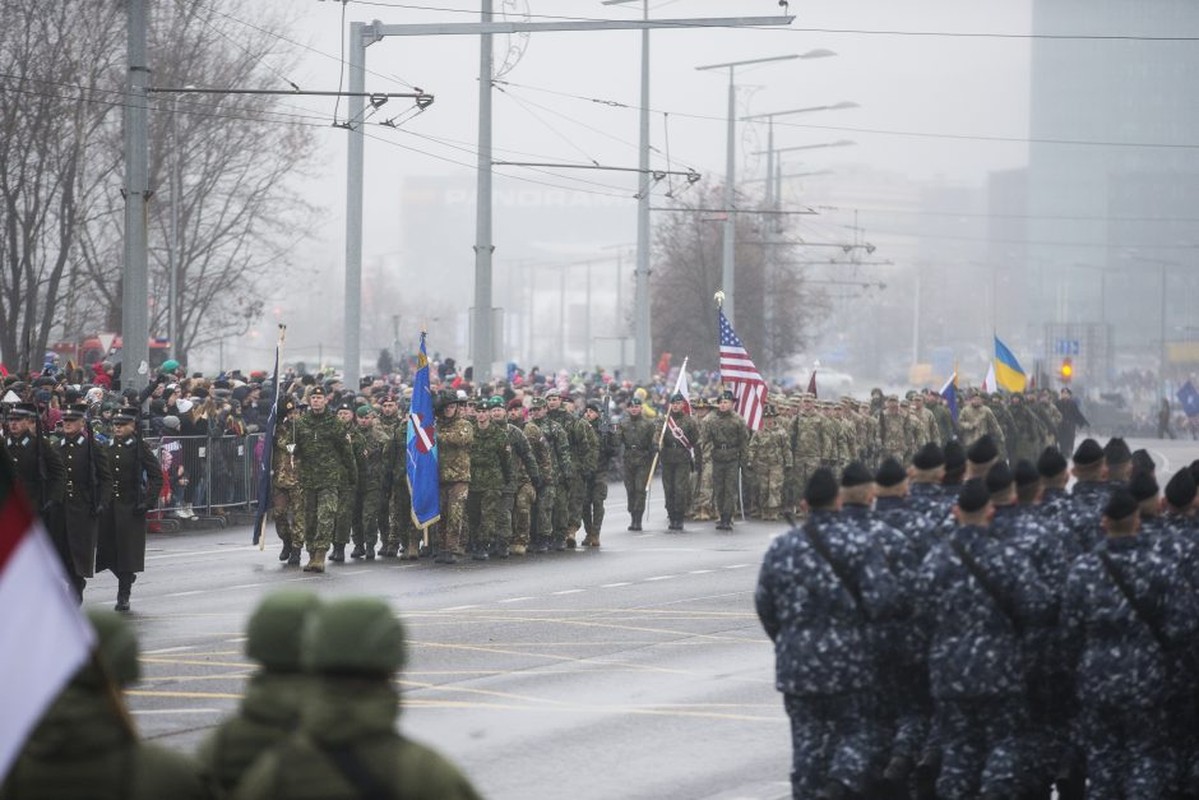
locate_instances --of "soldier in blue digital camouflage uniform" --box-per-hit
[755,467,904,800]
[939,440,967,500]
[916,479,1054,800]
[1068,438,1109,552]
[876,451,946,560]
[1061,488,1199,800]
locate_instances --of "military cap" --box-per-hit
[626,396,643,407]
[308,385,326,398]
[943,440,967,472]
[841,461,874,488]
[356,405,374,418]
[507,398,524,411]
[1165,468,1197,509]
[886,394,900,403]
[529,397,547,409]
[1072,438,1103,467]
[966,434,998,465]
[246,591,322,673]
[1103,489,1138,522]
[1103,437,1132,466]
[957,479,991,513]
[1036,446,1068,478]
[1131,449,1156,476]
[1128,470,1159,503]
[113,406,139,424]
[9,402,38,419]
[670,392,685,403]
[484,395,502,409]
[76,609,140,689]
[304,597,406,677]
[912,442,945,470]
[1013,459,1040,489]
[278,397,298,416]
[763,404,778,418]
[875,457,906,488]
[544,388,561,398]
[61,403,89,421]
[804,467,840,506]
[985,461,1014,494]
[585,400,603,414]
[720,390,735,401]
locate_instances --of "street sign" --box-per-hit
[1054,338,1080,356]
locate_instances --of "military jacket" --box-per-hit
[6,431,65,510]
[505,423,540,488]
[617,414,657,466]
[295,410,357,490]
[1069,480,1111,553]
[469,422,511,491]
[549,408,597,477]
[957,404,1005,451]
[755,508,903,696]
[746,421,790,472]
[522,420,554,484]
[874,493,943,560]
[588,416,617,475]
[878,411,908,462]
[354,425,392,489]
[107,435,163,512]
[1038,486,1092,558]
[790,412,822,462]
[658,411,699,465]
[60,433,113,513]
[917,523,1053,700]
[436,415,474,483]
[272,419,301,490]
[704,410,749,465]
[537,414,573,482]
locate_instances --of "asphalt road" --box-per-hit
[82,481,793,800]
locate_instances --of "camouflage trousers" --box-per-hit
[302,486,339,553]
[566,474,586,535]
[623,461,650,516]
[466,487,503,552]
[333,485,354,546]
[272,485,304,548]
[437,481,469,555]
[790,459,820,512]
[512,482,536,548]
[711,460,740,520]
[552,479,571,538]
[351,484,381,549]
[495,486,515,544]
[935,698,1026,800]
[1080,705,1173,800]
[691,459,714,519]
[661,461,692,524]
[750,465,785,520]
[532,483,555,544]
[784,693,883,799]
[581,478,607,537]
[386,476,422,555]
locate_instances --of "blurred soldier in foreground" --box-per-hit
[231,597,482,800]
[0,610,211,799]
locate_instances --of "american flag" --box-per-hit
[718,308,767,431]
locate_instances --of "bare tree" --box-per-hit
[649,182,825,376]
[0,1,123,371]
[76,0,320,367]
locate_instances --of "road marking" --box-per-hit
[127,689,244,700]
[600,582,631,588]
[552,589,586,595]
[722,564,750,570]
[143,645,196,655]
[131,708,224,715]
[688,569,714,575]
[163,590,206,598]
[442,604,479,611]
[645,575,676,582]
[499,596,535,604]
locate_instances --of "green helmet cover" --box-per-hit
[246,590,322,672]
[303,597,406,676]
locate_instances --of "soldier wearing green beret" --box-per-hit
[295,386,357,573]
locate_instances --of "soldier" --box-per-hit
[5,401,65,526]
[755,468,903,800]
[690,399,716,522]
[231,598,484,800]
[1102,436,1133,488]
[916,479,1053,800]
[466,398,511,560]
[98,407,163,612]
[875,453,943,560]
[349,406,390,560]
[198,591,321,794]
[57,403,112,603]
[705,390,749,531]
[957,390,1006,454]
[1005,393,1044,465]
[659,392,699,531]
[531,395,573,551]
[964,434,1000,481]
[790,394,823,516]
[1054,388,1088,456]
[1,610,211,799]
[746,404,790,521]
[878,396,908,463]
[618,396,656,531]
[294,386,357,573]
[271,398,304,566]
[581,400,615,547]
[432,393,473,564]
[1069,438,1109,552]
[547,389,596,548]
[524,397,557,553]
[328,402,359,563]
[1061,489,1198,800]
[505,400,541,555]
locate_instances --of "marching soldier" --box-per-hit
[546,389,596,549]
[878,395,908,464]
[98,407,163,612]
[374,394,403,550]
[659,392,699,531]
[349,405,390,560]
[434,393,473,564]
[506,400,542,555]
[581,400,616,547]
[705,390,749,531]
[691,399,716,521]
[271,397,304,566]
[618,396,656,531]
[466,398,511,560]
[525,397,559,553]
[958,389,1006,454]
[746,405,790,521]
[329,402,358,563]
[294,386,357,573]
[57,403,112,603]
[5,401,65,521]
[534,392,573,551]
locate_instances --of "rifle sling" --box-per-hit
[802,520,869,622]
[949,537,1024,636]
[1097,549,1173,655]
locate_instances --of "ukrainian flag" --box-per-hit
[993,335,1027,393]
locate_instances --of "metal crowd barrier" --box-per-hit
[144,432,266,525]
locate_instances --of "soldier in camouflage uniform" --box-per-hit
[374,395,403,547]
[878,396,909,464]
[790,395,822,516]
[295,387,357,573]
[1062,489,1198,800]
[1005,393,1044,465]
[746,405,790,521]
[1069,439,1110,553]
[916,479,1054,800]
[926,390,955,445]
[691,400,716,521]
[705,391,749,530]
[534,392,574,550]
[271,398,304,566]
[349,406,391,560]
[505,401,541,555]
[546,389,595,548]
[1033,390,1062,451]
[581,400,616,547]
[380,425,421,560]
[524,398,557,553]
[434,393,473,564]
[467,398,512,560]
[988,393,1016,461]
[957,390,1006,455]
[911,394,939,452]
[328,403,358,563]
[618,396,656,531]
[659,392,699,531]
[755,467,905,800]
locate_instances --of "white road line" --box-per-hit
[163,590,206,598]
[227,583,264,590]
[645,575,676,582]
[131,708,224,715]
[722,564,750,570]
[552,589,586,595]
[499,596,535,604]
[600,582,631,588]
[142,645,196,655]
[688,569,715,575]
[442,604,480,612]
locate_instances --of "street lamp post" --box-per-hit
[696,50,835,326]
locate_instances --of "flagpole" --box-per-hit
[644,356,688,507]
[257,324,286,552]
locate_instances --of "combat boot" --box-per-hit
[552,535,567,551]
[532,536,549,554]
[303,549,327,573]
[330,543,346,563]
[350,543,366,559]
[380,542,399,558]
[565,534,577,549]
[509,544,527,555]
[364,546,375,560]
[630,513,642,531]
[287,547,301,567]
[114,591,131,613]
[278,540,293,562]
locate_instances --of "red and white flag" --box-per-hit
[0,457,95,780]
[981,362,997,394]
[718,309,767,431]
[669,357,692,416]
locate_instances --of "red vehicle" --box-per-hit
[51,334,171,373]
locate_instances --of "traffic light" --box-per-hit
[1059,357,1074,383]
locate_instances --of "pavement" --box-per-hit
[83,483,793,800]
